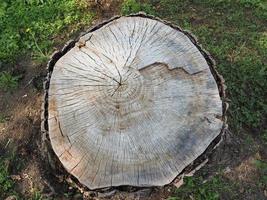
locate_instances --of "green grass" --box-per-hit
[30,190,45,200]
[167,176,238,200]
[0,71,21,91]
[255,160,267,188]
[0,160,14,196]
[0,152,20,199]
[0,0,95,64]
[0,114,7,123]
[0,149,31,200]
[121,0,155,15]
[260,130,267,145]
[0,154,48,200]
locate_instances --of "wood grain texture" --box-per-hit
[47,15,224,189]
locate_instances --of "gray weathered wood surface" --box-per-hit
[46,15,224,189]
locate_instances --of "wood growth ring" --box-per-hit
[42,14,227,190]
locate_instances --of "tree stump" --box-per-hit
[42,14,227,190]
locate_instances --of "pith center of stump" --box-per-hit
[107,67,139,96]
[97,66,154,132]
[102,67,148,105]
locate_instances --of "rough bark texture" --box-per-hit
[42,13,228,190]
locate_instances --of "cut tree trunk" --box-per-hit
[42,14,227,190]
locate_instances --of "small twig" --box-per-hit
[5,138,11,148]
[24,77,34,88]
[30,32,46,57]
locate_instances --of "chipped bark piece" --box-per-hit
[43,14,227,190]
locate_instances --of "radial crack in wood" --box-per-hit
[45,15,225,190]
